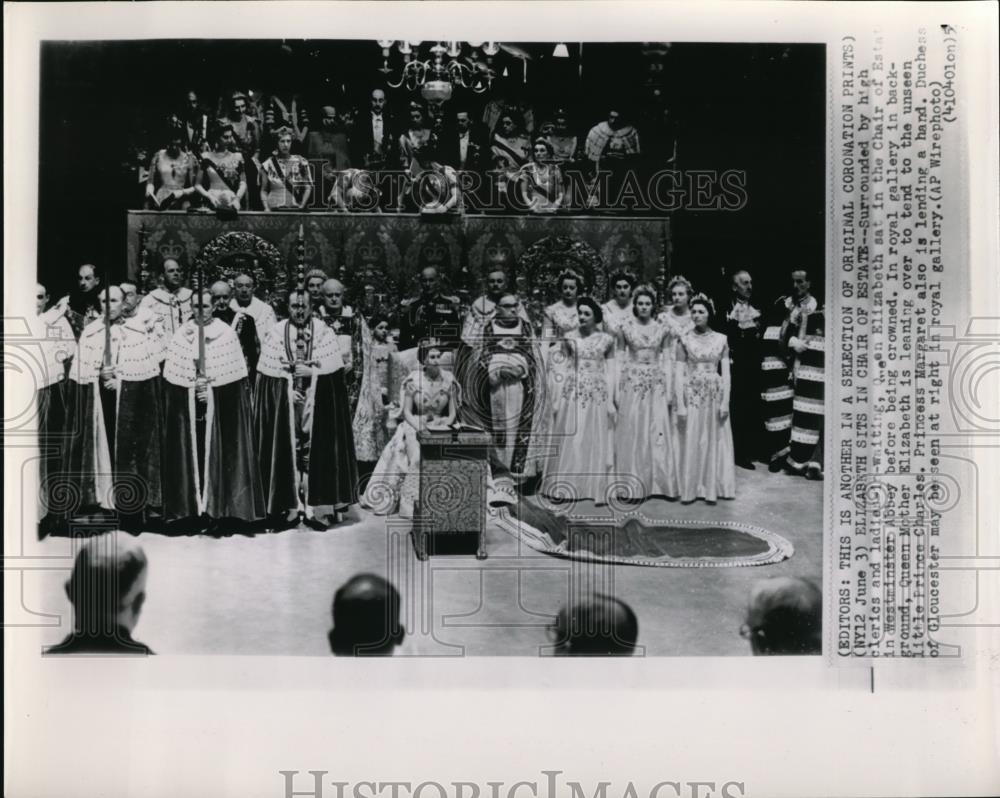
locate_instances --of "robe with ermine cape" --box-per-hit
[65,315,164,512]
[161,318,264,521]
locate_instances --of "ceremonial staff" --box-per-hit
[195,259,208,421]
[103,261,113,370]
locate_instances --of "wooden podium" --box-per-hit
[413,428,492,560]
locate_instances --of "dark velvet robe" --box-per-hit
[254,370,359,512]
[162,378,265,521]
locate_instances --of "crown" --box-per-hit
[423,241,446,263]
[359,241,383,263]
[614,245,640,265]
[485,243,510,265]
[159,242,184,260]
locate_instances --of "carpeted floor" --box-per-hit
[23,466,823,656]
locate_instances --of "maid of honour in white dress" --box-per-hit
[614,287,679,500]
[540,271,584,425]
[542,298,618,504]
[675,297,736,503]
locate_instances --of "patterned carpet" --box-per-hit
[498,497,794,568]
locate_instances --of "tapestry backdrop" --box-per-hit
[126,211,670,314]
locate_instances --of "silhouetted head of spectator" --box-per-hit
[743,576,822,655]
[551,593,638,655]
[328,574,404,656]
[66,531,148,640]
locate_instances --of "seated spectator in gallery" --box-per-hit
[306,105,353,171]
[549,594,639,656]
[218,91,261,208]
[398,103,434,178]
[543,108,581,166]
[145,117,200,210]
[44,531,153,655]
[741,576,822,655]
[511,138,565,214]
[399,142,460,215]
[542,108,582,209]
[259,126,313,211]
[197,123,247,211]
[490,112,531,200]
[328,573,405,656]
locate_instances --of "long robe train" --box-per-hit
[254,371,359,514]
[162,379,265,522]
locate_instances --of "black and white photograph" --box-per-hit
[26,35,826,657]
[5,3,998,798]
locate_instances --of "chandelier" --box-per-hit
[377,40,499,101]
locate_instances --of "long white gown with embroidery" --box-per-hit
[615,318,678,499]
[540,301,580,424]
[361,368,458,519]
[676,330,736,502]
[543,331,616,503]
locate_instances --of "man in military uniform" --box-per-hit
[397,266,462,353]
